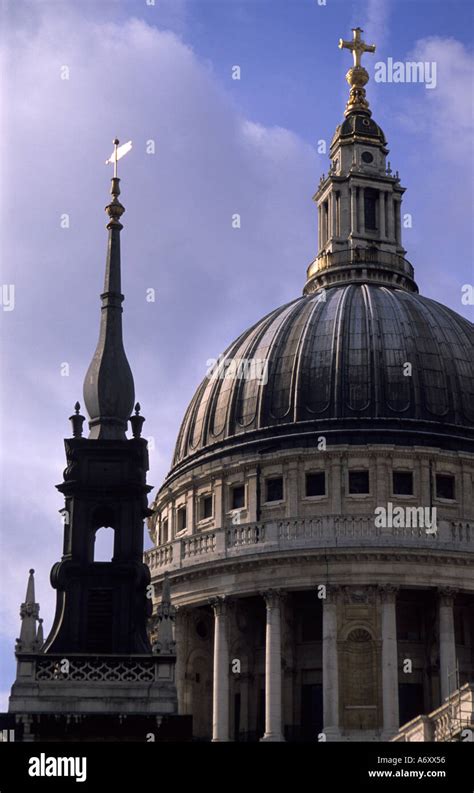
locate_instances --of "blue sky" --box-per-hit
[0,0,473,708]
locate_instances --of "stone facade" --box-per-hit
[146,443,474,741]
[145,28,474,743]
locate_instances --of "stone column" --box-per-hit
[322,585,340,740]
[211,597,229,741]
[330,455,343,515]
[394,198,402,245]
[170,504,176,539]
[331,192,338,239]
[380,585,399,738]
[375,454,389,509]
[357,186,364,234]
[350,186,357,236]
[286,461,299,518]
[317,206,321,251]
[461,464,472,517]
[261,590,284,741]
[387,194,395,241]
[247,468,259,522]
[174,607,187,714]
[341,185,350,239]
[379,191,386,239]
[419,457,432,507]
[186,487,195,532]
[213,477,223,529]
[438,588,457,702]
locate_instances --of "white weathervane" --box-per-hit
[105,138,133,178]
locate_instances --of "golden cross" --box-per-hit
[338,27,376,69]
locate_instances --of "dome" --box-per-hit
[171,284,474,475]
[335,113,387,146]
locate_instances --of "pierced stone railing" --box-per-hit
[144,516,474,574]
[35,656,160,683]
[146,544,173,570]
[229,524,265,546]
[182,533,216,559]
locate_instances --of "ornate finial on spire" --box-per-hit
[69,402,85,438]
[83,138,135,440]
[129,401,146,439]
[338,27,376,117]
[152,572,176,655]
[16,569,41,654]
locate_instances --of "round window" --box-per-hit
[361,151,374,164]
[196,619,208,639]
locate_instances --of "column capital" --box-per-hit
[209,596,228,617]
[261,589,285,610]
[438,587,457,607]
[323,583,343,604]
[378,584,399,604]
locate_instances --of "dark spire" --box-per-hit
[129,402,145,439]
[83,140,135,439]
[15,569,41,654]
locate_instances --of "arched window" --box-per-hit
[93,526,115,561]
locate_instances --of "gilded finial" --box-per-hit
[338,27,376,117]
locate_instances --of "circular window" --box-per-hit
[361,151,374,164]
[362,118,371,127]
[196,619,208,639]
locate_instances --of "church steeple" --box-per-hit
[7,140,182,742]
[83,139,135,440]
[304,28,418,296]
[15,569,42,654]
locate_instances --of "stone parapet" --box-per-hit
[145,516,474,574]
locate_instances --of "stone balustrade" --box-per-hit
[392,683,474,742]
[144,516,474,574]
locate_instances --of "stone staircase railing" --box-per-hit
[392,683,474,742]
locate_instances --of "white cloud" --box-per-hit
[364,0,391,51]
[397,37,474,159]
[0,6,316,673]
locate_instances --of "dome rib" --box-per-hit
[293,294,328,421]
[170,285,474,473]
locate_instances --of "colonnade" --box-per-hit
[208,587,458,741]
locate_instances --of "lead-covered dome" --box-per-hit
[165,52,474,481]
[171,284,474,475]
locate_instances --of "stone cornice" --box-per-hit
[151,547,474,595]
